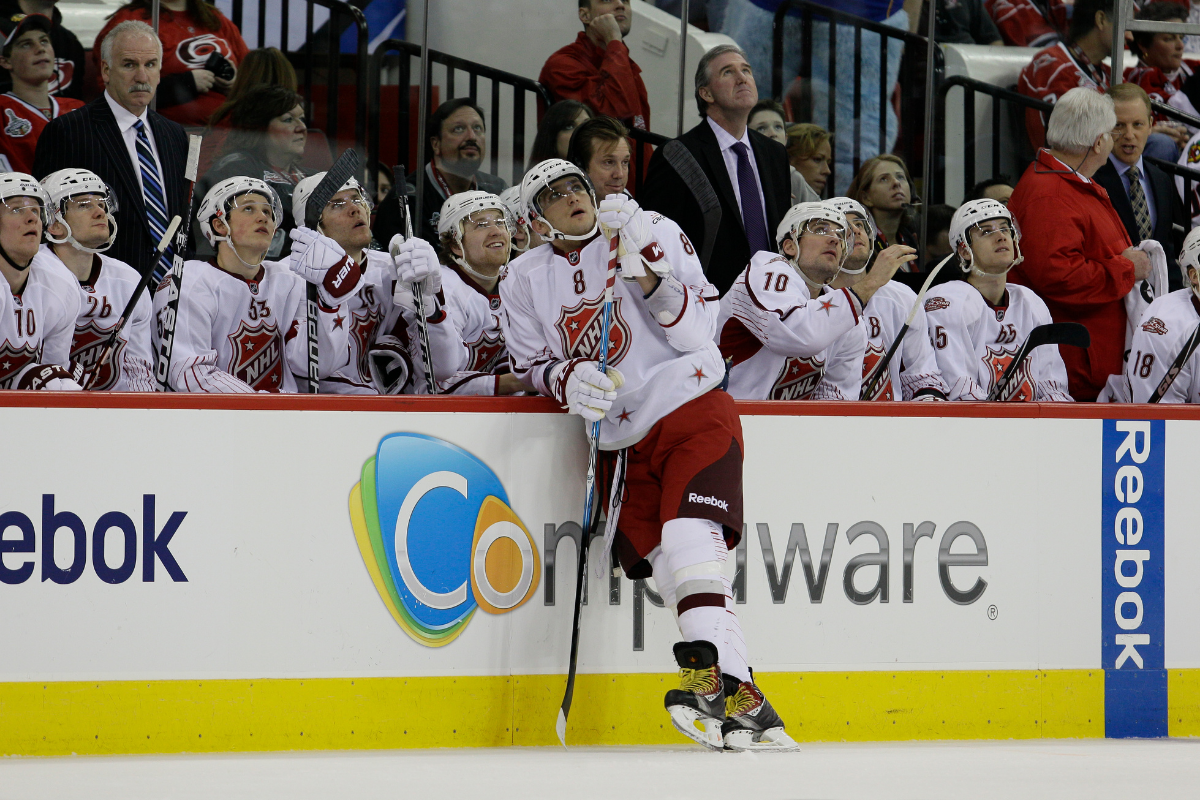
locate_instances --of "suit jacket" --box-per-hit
[639,119,791,296]
[32,95,189,280]
[1094,158,1186,292]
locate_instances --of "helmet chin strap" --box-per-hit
[0,240,32,271]
[542,216,598,242]
[46,213,118,255]
[787,233,851,291]
[963,239,1023,277]
[452,226,509,283]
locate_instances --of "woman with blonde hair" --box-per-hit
[785,122,831,201]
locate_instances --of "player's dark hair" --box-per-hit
[112,0,222,32]
[220,86,305,160]
[1069,0,1115,42]
[749,99,786,125]
[926,203,957,238]
[966,175,1013,202]
[529,100,593,170]
[1131,2,1189,60]
[567,115,629,173]
[427,98,488,158]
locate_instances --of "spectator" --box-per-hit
[0,0,85,100]
[924,203,957,270]
[985,0,1069,47]
[1125,1,1194,155]
[370,161,393,205]
[567,114,631,198]
[529,99,591,169]
[539,0,650,132]
[33,20,189,286]
[208,47,297,128]
[750,100,817,204]
[918,0,1003,45]
[1008,87,1150,401]
[785,122,830,201]
[1017,0,1113,151]
[193,86,307,258]
[408,98,507,244]
[94,0,248,128]
[966,175,1014,205]
[0,14,82,174]
[1095,82,1187,291]
[639,44,790,294]
[848,154,919,265]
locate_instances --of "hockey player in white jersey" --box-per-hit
[498,185,541,256]
[827,196,947,401]
[40,169,155,391]
[0,172,82,390]
[923,199,1072,402]
[154,177,307,393]
[1125,228,1200,402]
[502,158,795,752]
[717,201,911,400]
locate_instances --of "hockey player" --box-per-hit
[827,196,947,401]
[0,171,81,389]
[1125,227,1200,403]
[154,177,309,393]
[41,168,154,390]
[717,201,909,400]
[0,15,82,174]
[499,185,540,256]
[501,157,795,752]
[924,199,1072,402]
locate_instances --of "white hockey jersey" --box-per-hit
[1125,288,1200,403]
[923,281,1072,402]
[427,263,509,395]
[502,214,723,450]
[0,250,81,389]
[153,259,306,393]
[858,280,948,401]
[45,247,156,392]
[717,251,865,401]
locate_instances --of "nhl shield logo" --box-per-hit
[465,330,506,373]
[349,308,382,380]
[228,320,283,391]
[769,354,824,400]
[985,346,1033,402]
[0,341,39,389]
[70,320,122,391]
[860,341,894,401]
[556,294,631,364]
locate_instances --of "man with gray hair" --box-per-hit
[1009,86,1152,401]
[33,19,188,286]
[639,43,790,295]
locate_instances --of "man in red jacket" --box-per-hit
[539,0,651,132]
[1009,87,1152,401]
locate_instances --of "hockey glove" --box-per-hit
[548,358,624,422]
[288,227,363,306]
[389,234,442,317]
[368,335,414,395]
[17,364,83,391]
[597,196,671,280]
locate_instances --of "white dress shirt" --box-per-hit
[707,115,767,231]
[1109,153,1157,232]
[104,90,164,198]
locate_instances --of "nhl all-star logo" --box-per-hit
[227,320,283,391]
[556,294,631,365]
[349,307,382,379]
[860,341,894,401]
[4,109,31,138]
[70,320,123,391]
[465,330,506,373]
[0,341,40,389]
[985,346,1033,402]
[770,354,824,400]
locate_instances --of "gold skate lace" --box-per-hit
[725,684,763,717]
[677,665,720,695]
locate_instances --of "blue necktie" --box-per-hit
[134,119,171,283]
[732,141,770,255]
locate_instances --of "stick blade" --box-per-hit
[555,708,568,749]
[305,149,361,230]
[1032,322,1091,350]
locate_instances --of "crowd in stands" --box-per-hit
[3,0,1200,404]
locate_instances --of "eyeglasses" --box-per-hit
[539,179,589,209]
[0,199,42,217]
[972,222,1014,239]
[65,197,114,215]
[801,220,846,238]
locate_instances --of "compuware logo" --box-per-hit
[349,433,540,647]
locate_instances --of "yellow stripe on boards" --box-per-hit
[1169,669,1200,737]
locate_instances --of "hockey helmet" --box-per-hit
[1179,226,1200,297]
[0,171,52,228]
[826,196,875,275]
[519,158,598,242]
[291,172,371,231]
[437,190,511,277]
[498,185,532,252]
[949,198,1023,275]
[775,202,853,289]
[197,176,284,248]
[40,168,119,254]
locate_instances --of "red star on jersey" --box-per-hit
[819,298,836,314]
[616,407,633,424]
[333,314,345,329]
[690,364,706,383]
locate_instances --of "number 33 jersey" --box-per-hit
[923,280,1071,402]
[153,260,306,393]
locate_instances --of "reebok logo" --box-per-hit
[688,493,728,511]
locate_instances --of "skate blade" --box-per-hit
[666,704,724,752]
[723,726,799,753]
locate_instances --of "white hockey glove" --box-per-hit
[17,364,83,391]
[548,359,624,422]
[368,335,414,395]
[597,195,671,281]
[389,234,442,316]
[288,227,362,306]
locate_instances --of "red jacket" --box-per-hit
[539,32,650,131]
[1008,150,1136,401]
[985,0,1069,48]
[1125,60,1200,123]
[1017,42,1109,150]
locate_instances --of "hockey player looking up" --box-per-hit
[717,201,907,400]
[826,196,947,401]
[923,199,1072,402]
[502,158,797,752]
[0,172,82,389]
[41,168,154,390]
[498,185,540,256]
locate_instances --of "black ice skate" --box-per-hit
[721,674,799,752]
[663,640,726,751]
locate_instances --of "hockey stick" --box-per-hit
[661,140,721,274]
[391,163,439,395]
[1147,321,1200,403]
[153,134,203,391]
[861,252,955,400]
[303,148,362,394]
[986,322,1090,402]
[84,216,180,388]
[556,227,620,749]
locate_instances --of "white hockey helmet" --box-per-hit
[40,168,119,254]
[825,196,875,275]
[1179,226,1200,298]
[291,172,370,231]
[519,158,598,242]
[197,176,284,249]
[498,185,531,252]
[437,190,511,278]
[775,201,853,288]
[949,198,1023,275]
[0,171,52,228]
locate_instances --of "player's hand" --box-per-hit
[551,359,624,422]
[1123,246,1153,281]
[1153,122,1190,149]
[368,335,413,395]
[390,235,442,311]
[855,245,917,304]
[497,373,528,395]
[289,226,361,304]
[588,12,622,44]
[191,69,216,94]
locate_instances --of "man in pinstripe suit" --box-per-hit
[32,20,187,284]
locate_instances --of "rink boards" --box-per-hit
[0,394,1197,755]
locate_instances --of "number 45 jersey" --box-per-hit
[923,280,1071,402]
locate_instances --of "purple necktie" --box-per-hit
[732,141,770,254]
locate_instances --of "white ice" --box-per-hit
[0,740,1197,799]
